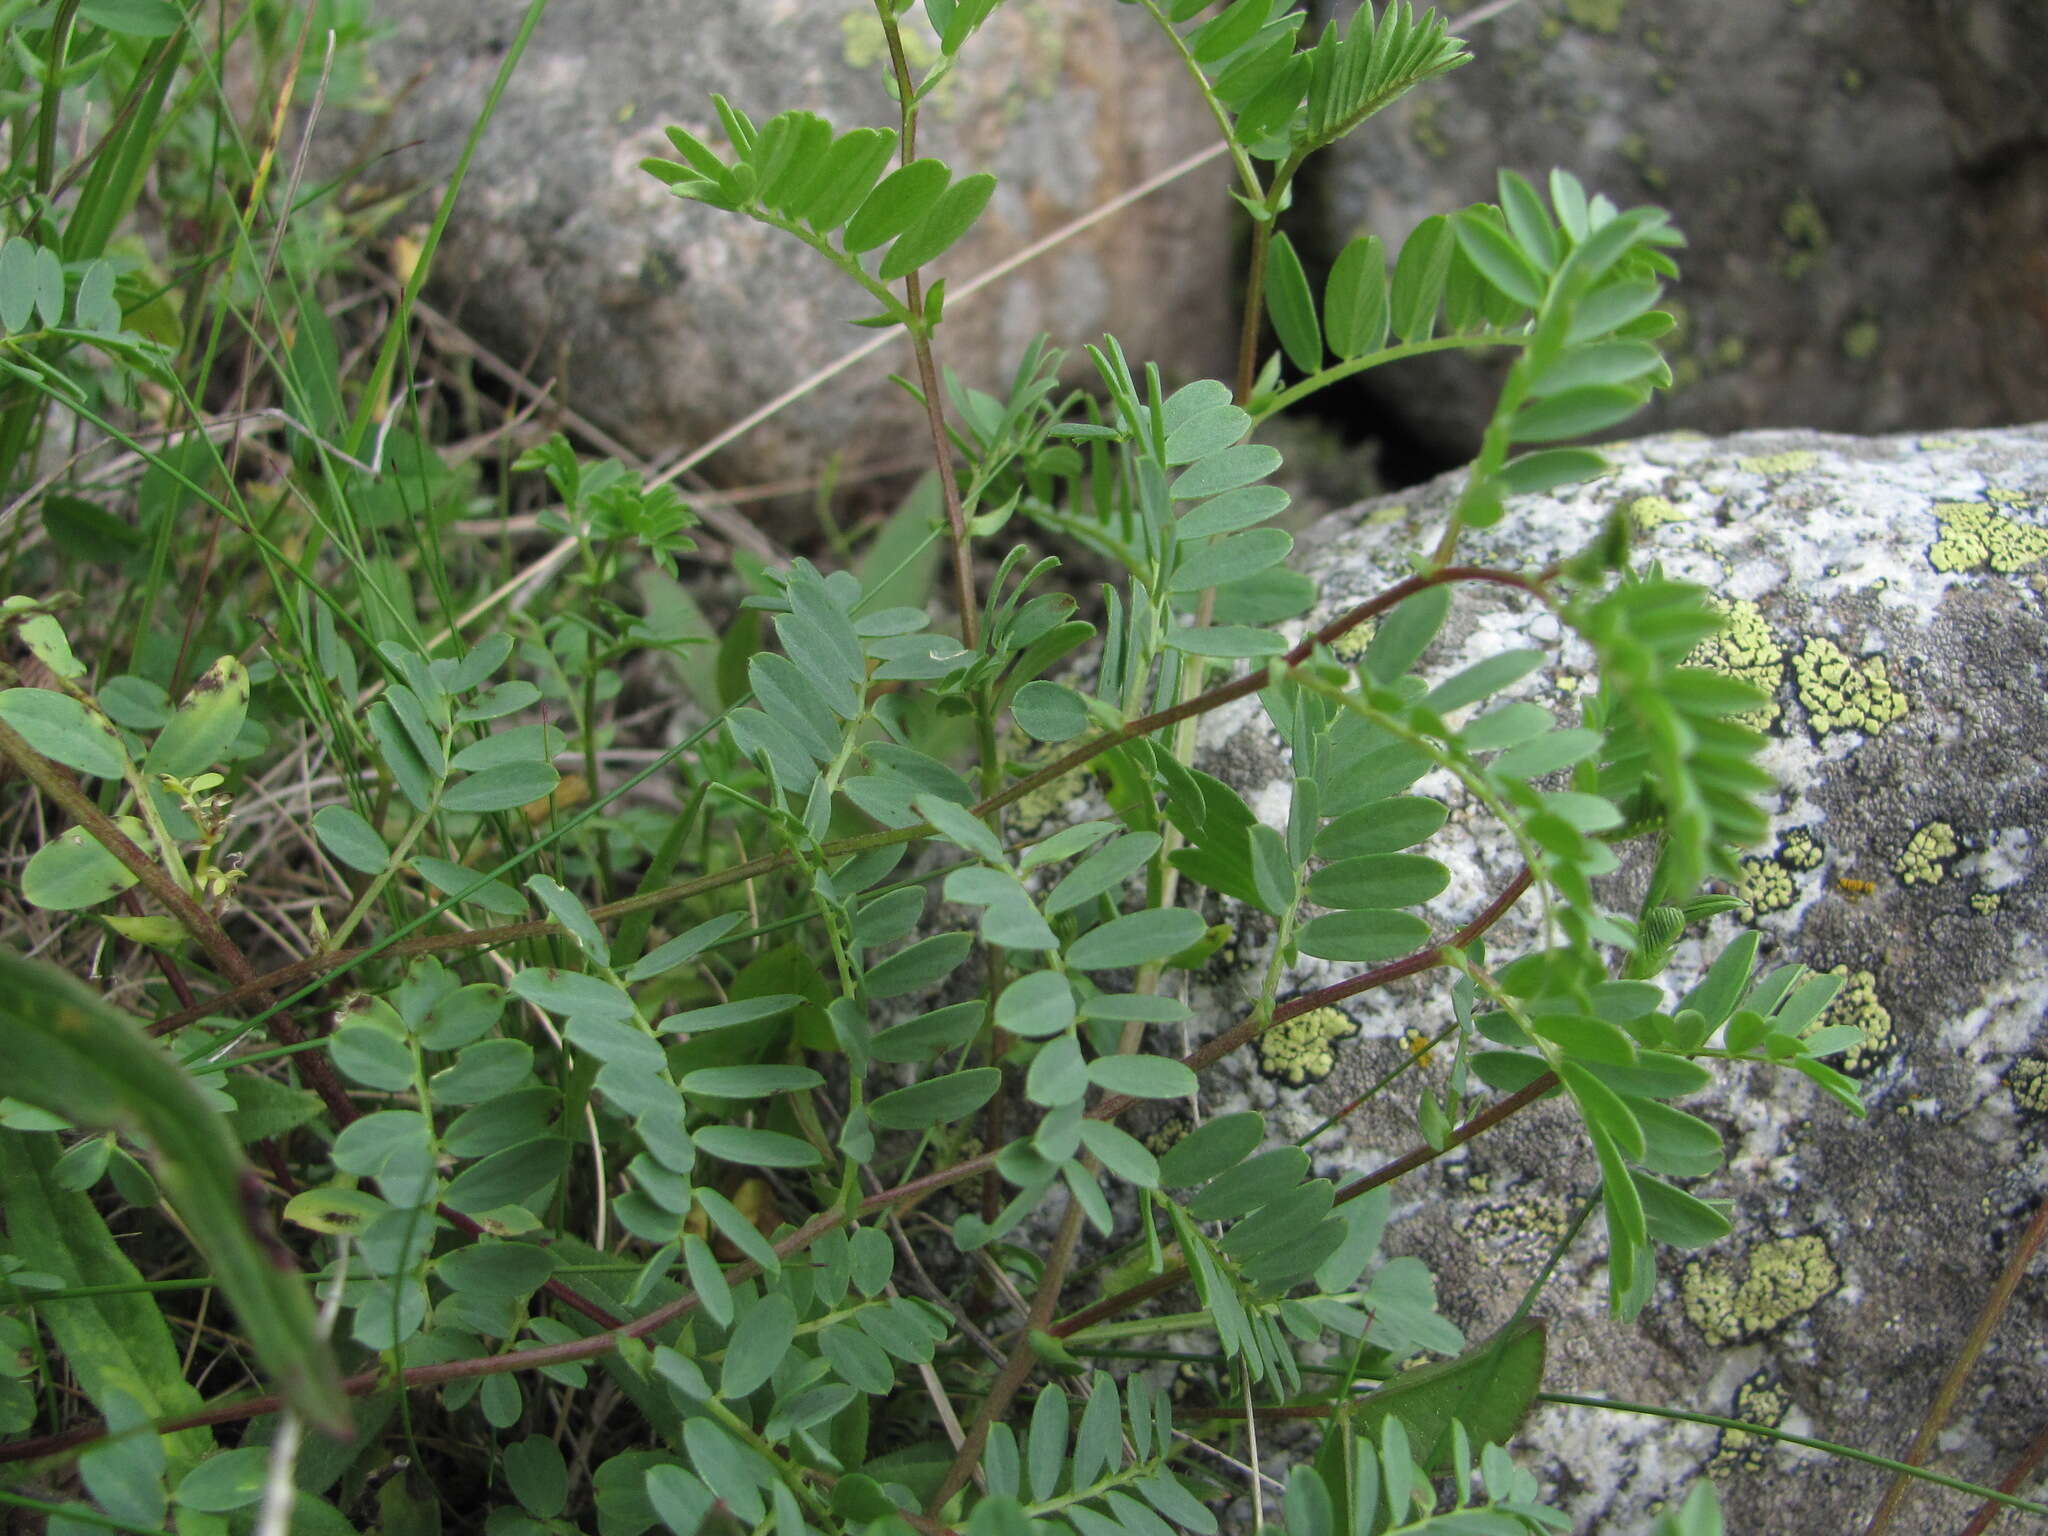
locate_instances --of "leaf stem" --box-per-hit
[1541,1394,2048,1521]
[928,1196,1089,1514]
[147,565,1545,1035]
[1237,216,1274,408]
[1131,0,1266,206]
[1255,332,1524,422]
[1861,1189,2048,1535]
[1056,1067,1555,1342]
[873,0,980,651]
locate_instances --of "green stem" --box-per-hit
[324,794,439,954]
[33,0,81,197]
[1541,1394,2048,1520]
[1256,333,1523,422]
[702,1395,836,1522]
[1132,0,1265,205]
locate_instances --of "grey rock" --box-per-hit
[1171,425,2048,1530]
[341,0,1233,486]
[1306,0,2048,460]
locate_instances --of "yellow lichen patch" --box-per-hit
[1005,733,1091,836]
[1710,1373,1791,1476]
[1688,598,1784,730]
[1970,890,2002,916]
[1408,98,1451,160]
[2008,1058,2048,1116]
[1143,1115,1191,1159]
[1258,1006,1357,1087]
[1202,915,1269,982]
[1618,133,1669,193]
[1776,196,1828,280]
[1841,318,1881,362]
[1893,821,1959,886]
[1927,501,2048,575]
[1563,0,1625,33]
[1735,854,1796,916]
[1682,1233,1840,1345]
[1327,618,1376,663]
[1738,450,1819,476]
[1792,637,1907,738]
[1778,827,1824,871]
[1400,1025,1439,1066]
[1627,494,1687,531]
[1817,964,1894,1076]
[1458,1195,1569,1264]
[840,13,957,114]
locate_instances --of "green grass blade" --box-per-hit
[0,1133,216,1479]
[0,951,349,1436]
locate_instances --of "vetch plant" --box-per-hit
[4,1,2043,1533]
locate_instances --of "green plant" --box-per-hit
[4,2,2046,1534]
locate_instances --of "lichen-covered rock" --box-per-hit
[1175,425,2048,1530]
[1306,0,2048,460]
[334,1,1232,485]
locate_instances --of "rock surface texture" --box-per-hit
[1170,426,2048,1530]
[342,1,2045,491]
[1309,0,2048,459]
[343,0,1233,483]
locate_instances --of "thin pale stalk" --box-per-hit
[928,1197,1090,1514]
[1862,1191,2048,1535]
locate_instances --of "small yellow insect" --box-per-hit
[1836,876,1876,899]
